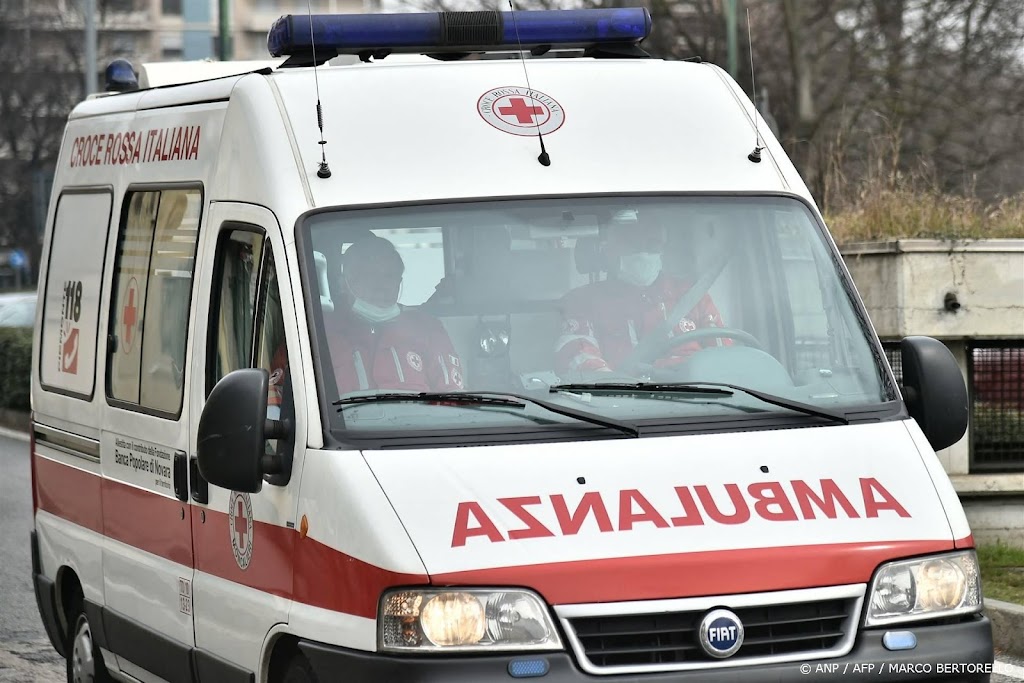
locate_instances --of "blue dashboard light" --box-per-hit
[268,8,652,58]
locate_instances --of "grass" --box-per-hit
[977,542,1024,605]
[825,190,1024,244]
[819,127,1024,243]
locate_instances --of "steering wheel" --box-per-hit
[620,327,765,374]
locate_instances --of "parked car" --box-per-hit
[0,291,37,328]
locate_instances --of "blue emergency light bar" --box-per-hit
[267,8,652,59]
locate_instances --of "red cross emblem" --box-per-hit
[233,499,248,552]
[229,492,254,570]
[478,87,566,137]
[498,97,546,124]
[121,278,140,353]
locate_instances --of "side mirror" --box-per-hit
[197,369,269,493]
[900,336,969,452]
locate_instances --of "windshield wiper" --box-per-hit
[334,391,640,437]
[550,382,849,425]
[552,382,733,396]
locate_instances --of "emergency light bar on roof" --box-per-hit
[267,8,653,64]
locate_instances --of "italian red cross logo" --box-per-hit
[498,97,546,124]
[229,492,254,570]
[478,86,566,137]
[121,277,140,354]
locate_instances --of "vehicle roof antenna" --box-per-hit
[746,8,763,164]
[307,0,331,178]
[508,0,551,167]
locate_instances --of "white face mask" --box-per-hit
[618,252,662,288]
[351,297,401,323]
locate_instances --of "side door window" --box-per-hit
[207,229,263,392]
[254,247,290,457]
[208,228,292,471]
[108,187,202,416]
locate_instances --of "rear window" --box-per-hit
[39,190,113,399]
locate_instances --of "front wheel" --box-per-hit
[66,606,111,683]
[280,652,319,683]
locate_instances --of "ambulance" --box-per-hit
[30,7,994,683]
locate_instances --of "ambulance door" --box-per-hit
[100,187,199,680]
[188,203,303,679]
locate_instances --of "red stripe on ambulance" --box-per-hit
[35,456,103,534]
[452,478,911,547]
[34,454,427,619]
[433,539,956,605]
[103,477,193,567]
[34,456,970,616]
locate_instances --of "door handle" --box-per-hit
[190,455,209,504]
[173,451,188,502]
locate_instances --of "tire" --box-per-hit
[65,603,112,683]
[280,653,318,683]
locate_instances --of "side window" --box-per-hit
[108,187,201,416]
[254,249,290,456]
[207,230,264,392]
[40,190,112,398]
[209,233,291,453]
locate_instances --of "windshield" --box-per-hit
[300,196,894,438]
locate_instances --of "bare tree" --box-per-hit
[757,0,1024,208]
[0,0,153,278]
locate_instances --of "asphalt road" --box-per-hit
[2,429,1023,683]
[0,431,63,682]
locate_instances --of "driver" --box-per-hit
[555,208,731,378]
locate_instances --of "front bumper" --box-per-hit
[298,613,994,682]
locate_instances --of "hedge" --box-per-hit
[0,327,32,412]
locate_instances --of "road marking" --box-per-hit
[997,659,1024,679]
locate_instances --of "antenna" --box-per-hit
[307,0,332,178]
[508,0,551,167]
[746,8,763,164]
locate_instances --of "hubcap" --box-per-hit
[70,617,96,683]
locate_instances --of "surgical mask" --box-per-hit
[351,297,401,323]
[345,270,402,323]
[618,252,662,288]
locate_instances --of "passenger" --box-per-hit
[326,234,465,394]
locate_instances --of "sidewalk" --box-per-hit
[988,599,1024,659]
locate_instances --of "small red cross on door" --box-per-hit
[122,281,139,348]
[234,499,248,552]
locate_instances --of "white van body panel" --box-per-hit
[363,421,957,581]
[904,420,974,542]
[271,60,803,207]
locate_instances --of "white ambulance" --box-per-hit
[30,7,994,683]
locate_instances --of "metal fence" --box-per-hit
[968,342,1024,472]
[882,342,903,386]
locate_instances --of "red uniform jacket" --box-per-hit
[325,307,465,395]
[556,274,730,375]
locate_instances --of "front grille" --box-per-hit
[568,597,854,669]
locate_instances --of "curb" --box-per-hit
[0,408,30,435]
[986,598,1024,659]
[0,424,29,442]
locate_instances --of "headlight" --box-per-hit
[379,588,563,652]
[865,550,982,627]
